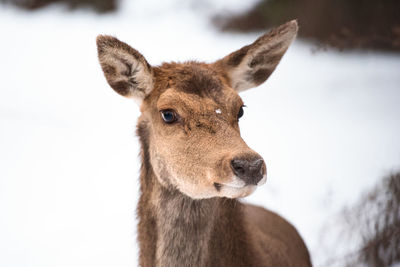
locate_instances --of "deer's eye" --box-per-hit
[160,110,177,124]
[238,106,244,120]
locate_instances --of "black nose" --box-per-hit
[231,157,265,185]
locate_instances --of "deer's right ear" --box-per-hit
[213,20,298,92]
[96,35,154,102]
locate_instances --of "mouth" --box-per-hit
[213,175,266,198]
[215,183,256,198]
[214,181,244,190]
[214,174,267,191]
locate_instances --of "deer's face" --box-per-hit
[139,62,266,198]
[97,21,298,199]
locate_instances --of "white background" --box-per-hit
[1,0,400,266]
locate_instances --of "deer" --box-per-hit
[96,20,311,267]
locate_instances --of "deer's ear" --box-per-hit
[96,35,154,101]
[214,20,298,92]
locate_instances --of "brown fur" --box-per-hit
[136,119,311,267]
[97,20,312,266]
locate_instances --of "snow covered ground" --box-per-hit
[0,0,399,266]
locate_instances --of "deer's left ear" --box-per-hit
[213,20,298,92]
[96,35,154,102]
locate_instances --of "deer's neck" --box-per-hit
[136,121,253,267]
[153,184,218,266]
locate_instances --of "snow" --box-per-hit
[1,0,399,266]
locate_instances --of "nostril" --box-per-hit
[231,159,246,175]
[251,159,264,173]
[235,166,245,173]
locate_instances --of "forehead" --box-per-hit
[153,61,242,107]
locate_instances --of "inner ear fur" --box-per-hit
[214,20,298,92]
[96,35,154,101]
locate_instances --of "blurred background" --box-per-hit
[0,0,399,266]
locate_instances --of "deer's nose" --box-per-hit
[231,157,265,185]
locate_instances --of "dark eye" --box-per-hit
[161,109,177,124]
[237,105,244,120]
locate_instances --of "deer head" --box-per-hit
[97,21,298,199]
